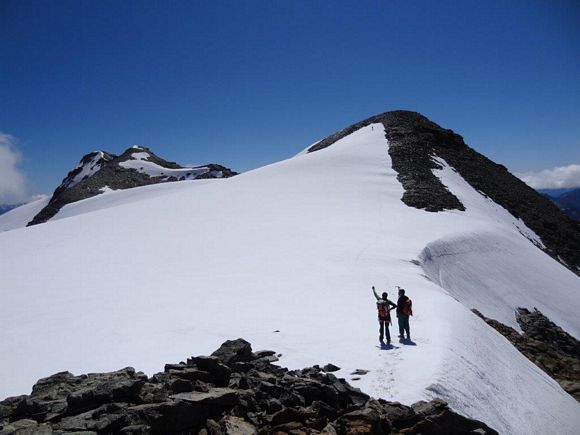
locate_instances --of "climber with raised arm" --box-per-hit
[372,286,397,345]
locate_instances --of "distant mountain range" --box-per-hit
[539,188,580,221]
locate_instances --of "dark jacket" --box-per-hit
[397,295,409,317]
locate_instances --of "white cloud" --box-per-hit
[0,132,29,205]
[517,164,580,189]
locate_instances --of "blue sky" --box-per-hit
[1,0,579,201]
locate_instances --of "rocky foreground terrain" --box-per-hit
[0,339,497,434]
[473,308,580,401]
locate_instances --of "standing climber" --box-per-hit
[396,287,413,341]
[372,286,397,345]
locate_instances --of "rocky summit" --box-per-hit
[27,146,237,226]
[0,339,497,435]
[309,110,580,273]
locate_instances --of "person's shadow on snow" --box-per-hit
[376,343,399,350]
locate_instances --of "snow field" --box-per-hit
[0,196,50,231]
[0,124,579,434]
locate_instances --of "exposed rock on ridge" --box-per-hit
[473,308,580,401]
[308,110,580,272]
[28,146,237,226]
[0,339,498,434]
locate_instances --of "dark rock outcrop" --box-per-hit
[473,308,580,401]
[0,339,497,434]
[308,110,580,272]
[28,146,237,226]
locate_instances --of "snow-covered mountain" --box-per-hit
[1,111,579,434]
[26,145,237,226]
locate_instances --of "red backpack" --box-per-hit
[377,301,390,320]
[402,299,413,316]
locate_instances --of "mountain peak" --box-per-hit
[27,146,237,226]
[310,110,580,272]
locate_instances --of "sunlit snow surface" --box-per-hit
[0,196,50,231]
[1,125,579,434]
[118,150,214,180]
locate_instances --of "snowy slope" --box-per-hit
[52,180,217,222]
[419,160,580,336]
[0,196,50,232]
[118,149,223,180]
[1,125,579,434]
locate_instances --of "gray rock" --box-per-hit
[211,339,253,365]
[57,403,128,432]
[322,364,340,373]
[0,419,52,435]
[167,368,213,384]
[170,388,239,406]
[221,416,256,435]
[126,400,206,433]
[119,425,150,434]
[189,356,231,387]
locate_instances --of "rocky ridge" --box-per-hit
[28,146,237,226]
[473,308,580,401]
[308,110,580,272]
[0,339,497,434]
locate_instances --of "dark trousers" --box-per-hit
[379,318,391,343]
[398,315,410,339]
